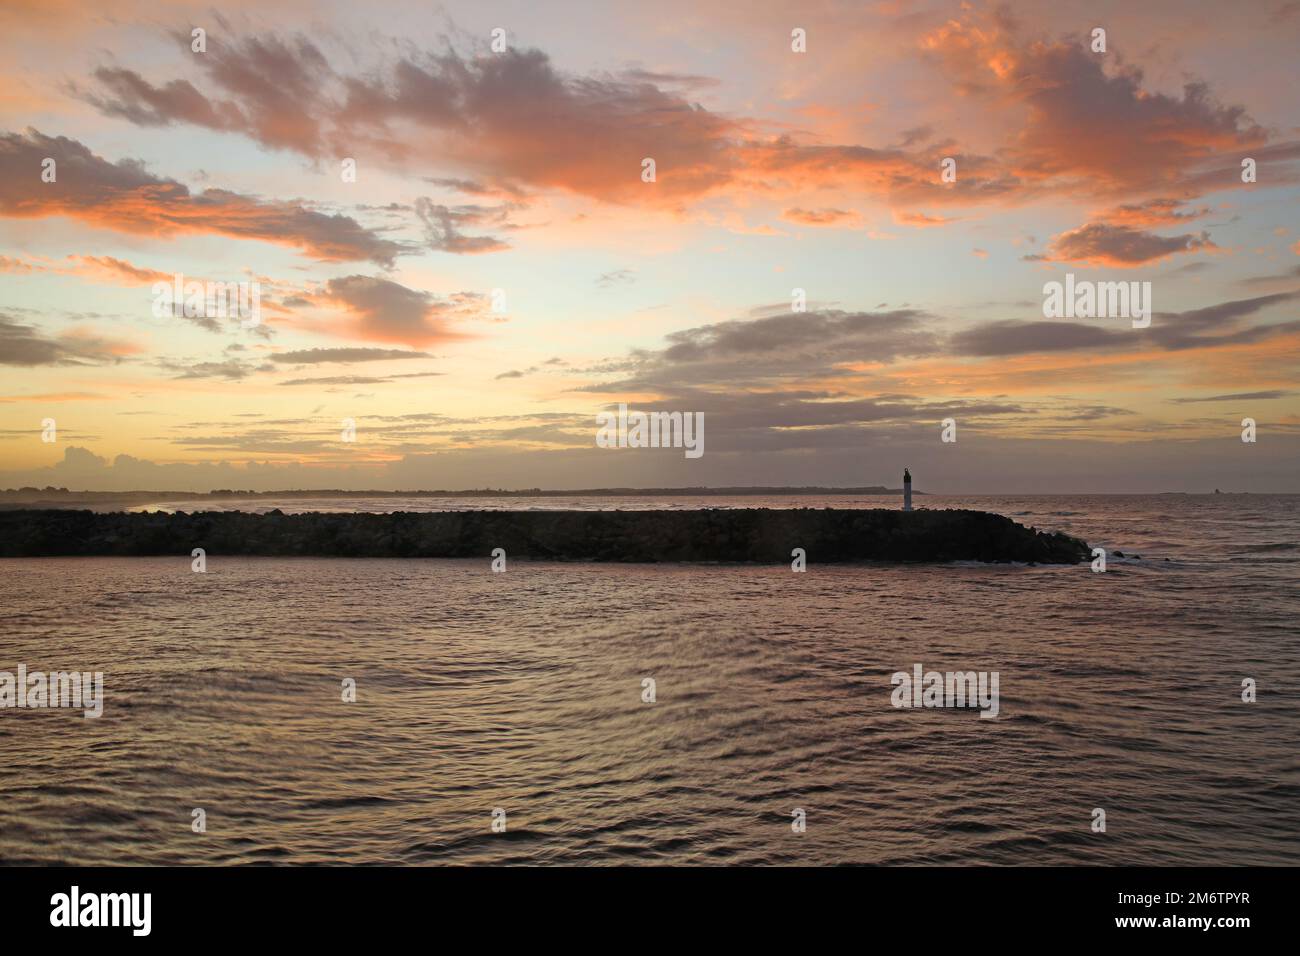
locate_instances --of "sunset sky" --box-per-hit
[1,0,1297,493]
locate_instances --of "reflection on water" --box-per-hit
[2,495,1297,864]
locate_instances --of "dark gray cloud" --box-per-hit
[658,310,934,364]
[1024,222,1216,265]
[1169,390,1294,403]
[1060,405,1136,420]
[947,291,1300,357]
[575,308,940,395]
[424,177,530,200]
[0,314,124,366]
[1238,264,1300,288]
[85,35,333,152]
[950,320,1126,356]
[414,198,512,254]
[1164,261,1214,276]
[1151,291,1300,349]
[159,357,274,380]
[277,372,442,386]
[270,347,432,364]
[321,275,478,346]
[596,269,636,288]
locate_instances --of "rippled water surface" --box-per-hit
[2,495,1297,865]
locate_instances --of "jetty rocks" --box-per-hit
[0,508,1090,564]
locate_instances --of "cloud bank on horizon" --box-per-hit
[0,0,1297,493]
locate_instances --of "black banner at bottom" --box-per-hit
[0,866,1277,942]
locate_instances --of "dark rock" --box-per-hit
[0,508,1091,564]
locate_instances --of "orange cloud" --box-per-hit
[66,255,171,285]
[919,10,1273,199]
[82,45,741,206]
[0,130,402,265]
[76,35,1019,214]
[781,207,859,226]
[895,211,962,227]
[0,254,39,273]
[56,14,1298,232]
[1097,199,1212,228]
[0,391,107,403]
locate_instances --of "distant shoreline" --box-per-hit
[0,486,914,508]
[0,488,1284,512]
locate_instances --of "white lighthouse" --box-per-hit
[903,468,913,511]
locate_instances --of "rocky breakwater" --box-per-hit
[0,508,1090,564]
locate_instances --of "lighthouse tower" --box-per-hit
[903,468,913,512]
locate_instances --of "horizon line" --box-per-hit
[1,486,1291,498]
